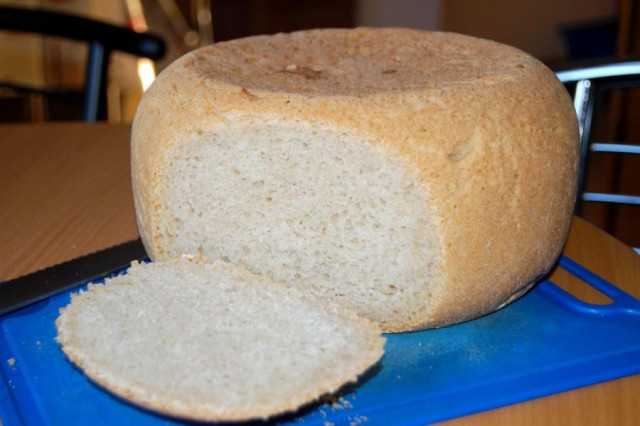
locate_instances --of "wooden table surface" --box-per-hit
[1,122,639,425]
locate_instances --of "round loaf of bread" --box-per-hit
[131,28,579,332]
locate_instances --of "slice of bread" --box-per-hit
[131,28,579,332]
[56,257,384,422]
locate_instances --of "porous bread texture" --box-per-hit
[131,27,580,332]
[56,257,384,422]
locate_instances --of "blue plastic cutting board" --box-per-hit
[1,255,639,425]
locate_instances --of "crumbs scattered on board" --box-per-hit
[332,396,353,409]
[349,415,368,425]
[314,394,368,425]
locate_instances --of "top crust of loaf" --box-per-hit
[180,28,537,96]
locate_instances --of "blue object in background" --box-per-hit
[1,255,639,425]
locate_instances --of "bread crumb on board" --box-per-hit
[332,397,353,409]
[7,357,16,367]
[350,415,369,425]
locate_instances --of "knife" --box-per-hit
[0,239,148,316]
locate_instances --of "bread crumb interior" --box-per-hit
[160,120,441,328]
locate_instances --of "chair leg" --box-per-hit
[573,79,595,214]
[27,92,45,122]
[83,41,110,121]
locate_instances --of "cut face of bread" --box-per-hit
[56,258,384,422]
[132,28,579,332]
[160,120,441,331]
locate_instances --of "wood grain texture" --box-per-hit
[0,122,139,280]
[1,122,639,425]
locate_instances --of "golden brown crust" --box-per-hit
[131,28,579,330]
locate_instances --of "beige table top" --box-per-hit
[1,122,639,425]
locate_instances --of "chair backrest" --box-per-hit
[556,59,640,213]
[0,6,166,121]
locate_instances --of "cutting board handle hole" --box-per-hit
[549,265,614,305]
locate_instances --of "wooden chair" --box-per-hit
[0,6,165,121]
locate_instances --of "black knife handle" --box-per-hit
[0,239,148,316]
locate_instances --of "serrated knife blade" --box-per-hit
[0,239,148,316]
